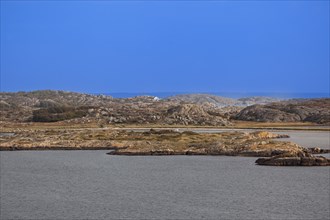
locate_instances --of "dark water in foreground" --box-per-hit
[1,150,329,220]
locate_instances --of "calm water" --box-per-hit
[1,150,329,220]
[275,131,330,150]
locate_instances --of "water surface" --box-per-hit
[275,130,329,149]
[1,150,329,219]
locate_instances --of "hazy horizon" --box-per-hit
[1,89,329,99]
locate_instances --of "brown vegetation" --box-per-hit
[0,128,295,155]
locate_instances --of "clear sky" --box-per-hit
[1,1,329,94]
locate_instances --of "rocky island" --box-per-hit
[256,153,330,166]
[106,130,295,156]
[1,127,329,166]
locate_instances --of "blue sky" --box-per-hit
[1,1,329,94]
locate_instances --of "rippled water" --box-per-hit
[274,130,330,149]
[1,150,329,220]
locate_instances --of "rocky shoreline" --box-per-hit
[1,128,329,166]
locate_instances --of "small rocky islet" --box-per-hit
[255,152,330,166]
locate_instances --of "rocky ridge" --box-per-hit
[167,94,279,107]
[1,91,329,126]
[0,91,235,126]
[235,98,330,124]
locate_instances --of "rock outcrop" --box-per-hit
[0,91,231,126]
[306,147,330,154]
[167,94,279,107]
[237,96,281,106]
[0,90,113,122]
[165,104,229,126]
[167,94,240,107]
[256,152,330,166]
[235,98,330,124]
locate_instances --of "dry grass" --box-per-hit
[0,125,305,158]
[2,119,329,135]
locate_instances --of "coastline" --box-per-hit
[1,124,329,166]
